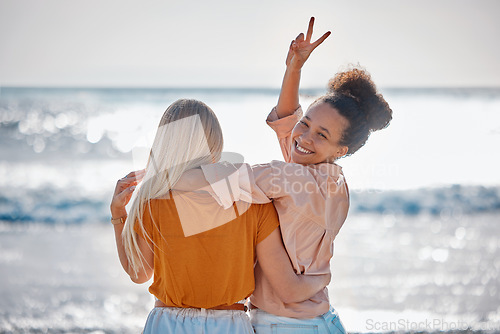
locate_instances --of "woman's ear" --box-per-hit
[327,145,348,163]
[337,145,348,159]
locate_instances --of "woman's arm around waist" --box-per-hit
[256,226,330,304]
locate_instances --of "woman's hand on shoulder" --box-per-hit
[285,17,331,70]
[110,169,145,218]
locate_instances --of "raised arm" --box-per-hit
[256,227,330,303]
[276,17,331,119]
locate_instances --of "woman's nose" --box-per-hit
[300,130,313,144]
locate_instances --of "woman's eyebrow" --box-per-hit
[319,126,330,136]
[304,116,330,136]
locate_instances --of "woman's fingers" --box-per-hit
[285,40,295,65]
[295,32,304,43]
[110,170,143,218]
[285,18,330,69]
[306,17,315,42]
[110,185,136,218]
[311,31,331,50]
[113,185,136,206]
[293,18,330,52]
[113,180,137,198]
[121,185,136,202]
[114,170,144,196]
[115,177,135,190]
[124,169,146,181]
[120,170,146,186]
[122,174,144,184]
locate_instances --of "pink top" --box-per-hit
[197,107,350,318]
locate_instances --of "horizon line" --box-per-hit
[2,85,500,91]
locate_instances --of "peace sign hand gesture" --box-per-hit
[285,17,331,70]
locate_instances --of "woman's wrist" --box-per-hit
[111,215,127,225]
[286,65,302,73]
[110,206,127,221]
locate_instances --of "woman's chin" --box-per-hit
[291,153,314,165]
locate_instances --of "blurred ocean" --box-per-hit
[0,87,499,333]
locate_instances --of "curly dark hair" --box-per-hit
[312,65,392,157]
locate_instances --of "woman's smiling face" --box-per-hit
[290,101,349,165]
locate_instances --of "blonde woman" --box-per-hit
[110,99,330,334]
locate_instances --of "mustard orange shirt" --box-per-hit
[134,190,279,309]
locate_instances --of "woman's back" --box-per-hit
[135,190,279,309]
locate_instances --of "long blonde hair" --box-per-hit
[122,99,223,277]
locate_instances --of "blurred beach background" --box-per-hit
[1,0,499,333]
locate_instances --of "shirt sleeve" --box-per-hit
[251,160,331,199]
[198,160,348,232]
[251,161,349,230]
[266,106,303,163]
[200,162,271,209]
[255,202,280,245]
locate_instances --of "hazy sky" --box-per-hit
[1,0,499,88]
